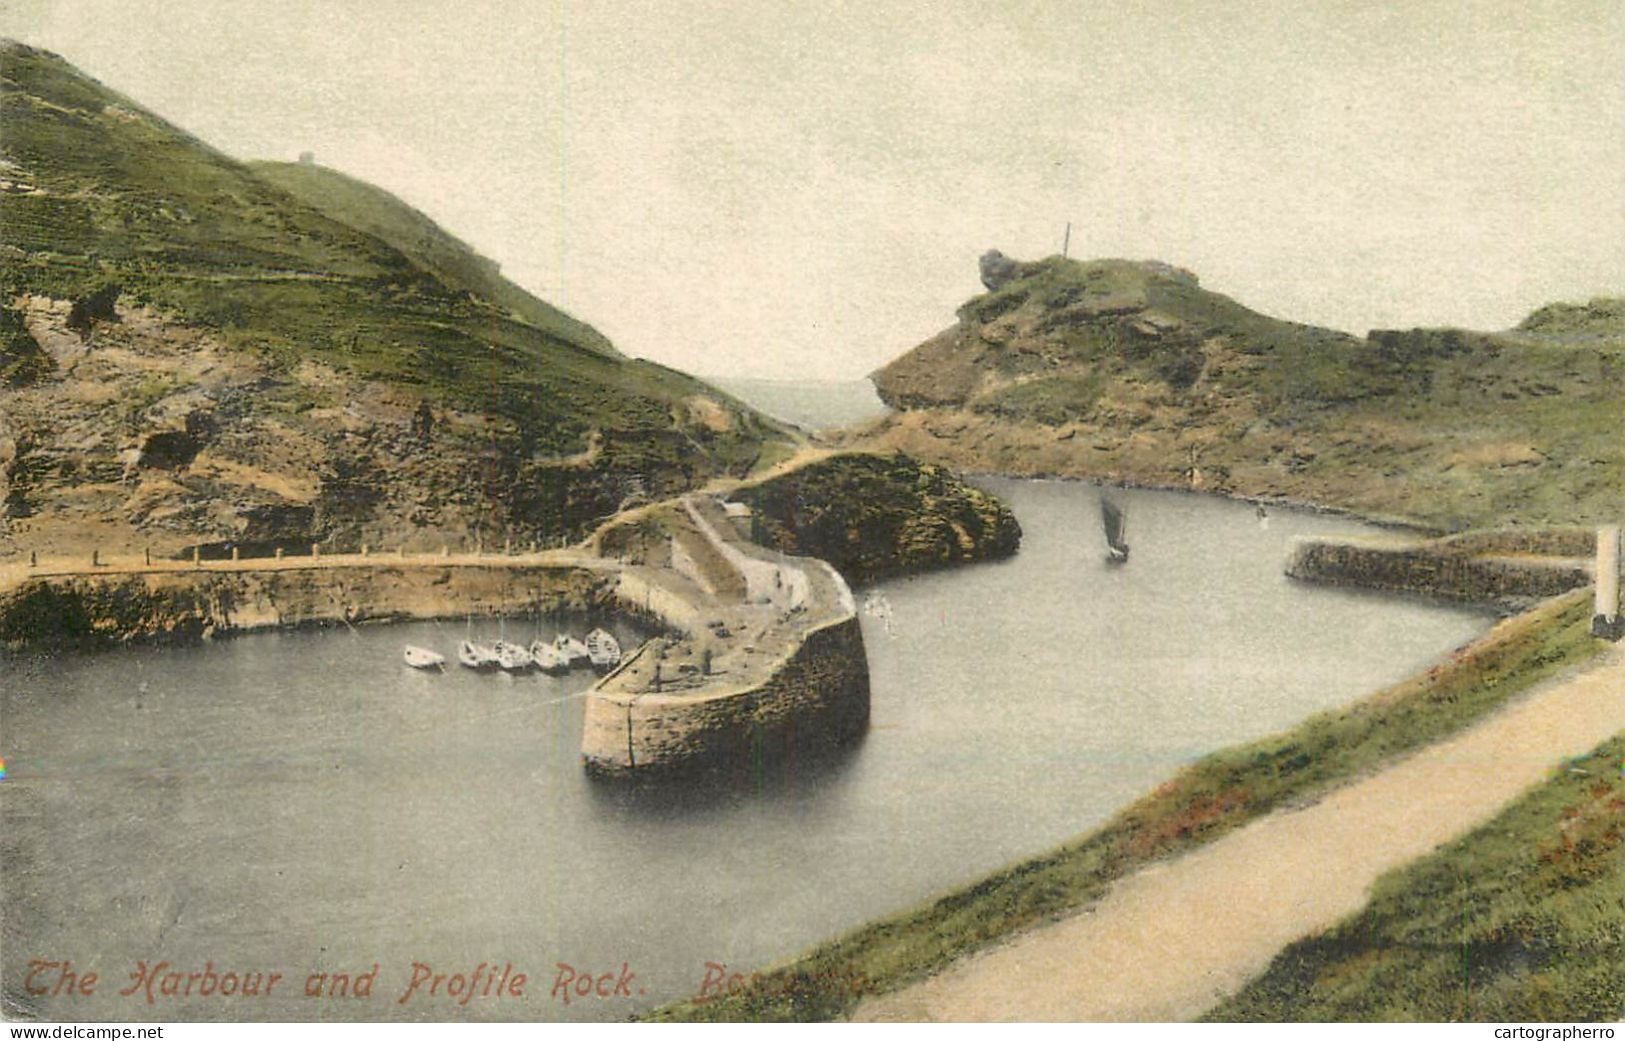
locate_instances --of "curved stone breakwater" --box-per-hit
[0,495,870,778]
[581,497,869,776]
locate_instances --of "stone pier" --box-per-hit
[583,496,869,776]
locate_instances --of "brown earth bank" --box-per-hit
[850,254,1625,533]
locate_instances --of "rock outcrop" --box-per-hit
[727,451,1021,585]
[979,249,1020,291]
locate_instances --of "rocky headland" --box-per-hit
[854,252,1624,533]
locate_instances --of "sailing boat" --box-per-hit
[459,612,500,670]
[458,639,500,670]
[1101,497,1130,564]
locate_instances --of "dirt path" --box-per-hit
[856,643,1625,1022]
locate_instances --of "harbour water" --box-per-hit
[0,480,1493,1022]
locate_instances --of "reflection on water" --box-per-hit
[584,732,871,822]
[1,481,1492,1022]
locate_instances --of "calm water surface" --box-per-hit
[1,482,1491,1021]
[707,376,889,432]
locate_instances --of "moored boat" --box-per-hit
[493,640,534,672]
[403,645,445,670]
[530,640,566,674]
[554,633,590,669]
[584,627,622,672]
[458,639,500,670]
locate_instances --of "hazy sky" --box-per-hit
[3,0,1622,380]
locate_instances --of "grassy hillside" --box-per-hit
[0,40,792,554]
[248,159,617,357]
[861,255,1625,530]
[1207,731,1625,1021]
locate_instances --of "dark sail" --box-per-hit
[1101,498,1129,558]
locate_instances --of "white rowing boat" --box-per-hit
[584,627,622,672]
[403,645,445,670]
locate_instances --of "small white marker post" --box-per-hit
[1594,525,1621,639]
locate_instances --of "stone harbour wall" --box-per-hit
[0,562,612,649]
[580,611,869,776]
[1286,537,1591,610]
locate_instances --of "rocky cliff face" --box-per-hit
[0,290,783,559]
[0,41,791,559]
[727,452,1021,585]
[861,254,1624,530]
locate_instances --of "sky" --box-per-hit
[3,0,1623,380]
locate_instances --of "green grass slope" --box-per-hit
[248,159,617,356]
[1207,731,1625,1022]
[0,40,771,454]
